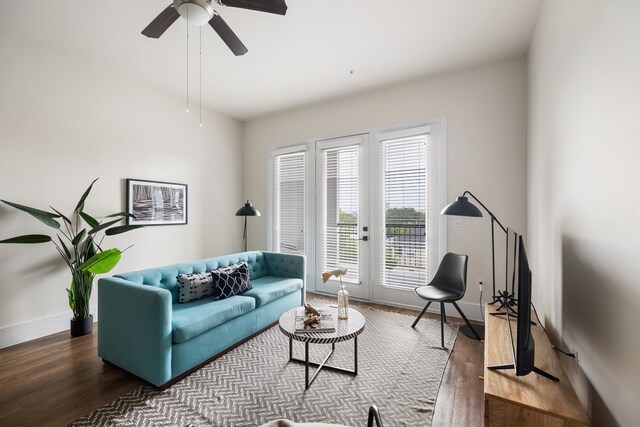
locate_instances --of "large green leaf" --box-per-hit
[71,229,86,246]
[86,237,97,260]
[105,225,144,236]
[50,206,72,225]
[79,248,122,274]
[58,235,72,259]
[74,178,99,214]
[88,218,121,235]
[0,234,52,244]
[79,211,100,228]
[1,200,61,229]
[106,211,136,219]
[67,287,75,312]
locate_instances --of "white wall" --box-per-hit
[0,33,243,346]
[243,58,527,312]
[528,1,640,425]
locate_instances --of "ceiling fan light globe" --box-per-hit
[175,0,214,26]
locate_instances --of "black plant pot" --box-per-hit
[70,315,94,337]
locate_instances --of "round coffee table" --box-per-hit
[278,306,366,389]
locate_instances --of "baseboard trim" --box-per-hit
[0,305,98,349]
[371,298,485,322]
[310,290,485,322]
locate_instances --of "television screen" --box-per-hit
[516,235,535,376]
[488,232,559,381]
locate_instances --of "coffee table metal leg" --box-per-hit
[354,336,358,375]
[290,341,359,390]
[289,337,293,361]
[305,342,310,389]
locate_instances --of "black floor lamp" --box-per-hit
[236,200,261,252]
[441,191,513,341]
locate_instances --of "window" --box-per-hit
[272,150,305,255]
[381,133,428,288]
[372,122,444,302]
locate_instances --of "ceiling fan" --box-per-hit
[142,0,288,56]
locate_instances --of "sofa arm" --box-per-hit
[263,252,306,305]
[98,277,172,386]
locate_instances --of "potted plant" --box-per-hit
[0,179,142,337]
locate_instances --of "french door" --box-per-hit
[315,135,370,299]
[270,120,445,307]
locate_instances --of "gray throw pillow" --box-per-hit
[177,271,214,303]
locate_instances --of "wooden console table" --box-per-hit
[484,305,590,427]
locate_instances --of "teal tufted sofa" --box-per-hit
[98,251,305,387]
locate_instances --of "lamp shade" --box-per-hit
[440,196,483,217]
[235,200,261,217]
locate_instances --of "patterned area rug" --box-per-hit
[71,303,458,427]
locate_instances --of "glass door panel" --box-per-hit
[316,135,369,299]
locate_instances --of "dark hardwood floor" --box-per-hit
[0,297,484,426]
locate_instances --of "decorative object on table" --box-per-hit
[304,303,320,316]
[73,301,454,426]
[294,305,336,333]
[321,267,349,319]
[0,178,143,337]
[235,199,261,251]
[126,179,188,226]
[440,191,514,340]
[411,253,481,347]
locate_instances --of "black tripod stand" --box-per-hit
[441,192,518,341]
[458,192,517,314]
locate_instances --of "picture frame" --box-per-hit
[126,179,188,226]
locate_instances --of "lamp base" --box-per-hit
[459,324,485,341]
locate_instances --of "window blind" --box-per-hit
[319,145,360,284]
[381,134,429,288]
[273,152,305,255]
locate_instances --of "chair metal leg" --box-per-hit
[367,405,384,427]
[411,301,432,328]
[442,303,447,323]
[451,301,481,340]
[440,302,445,348]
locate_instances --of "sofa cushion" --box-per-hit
[211,261,253,300]
[171,295,255,344]
[177,271,214,303]
[242,276,303,307]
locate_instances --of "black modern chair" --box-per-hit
[411,252,481,347]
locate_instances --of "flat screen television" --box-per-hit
[488,232,559,382]
[515,235,535,376]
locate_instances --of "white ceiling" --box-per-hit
[1,0,542,120]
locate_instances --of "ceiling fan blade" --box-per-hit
[218,0,288,16]
[209,14,248,56]
[142,4,180,38]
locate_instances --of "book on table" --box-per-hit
[295,308,336,333]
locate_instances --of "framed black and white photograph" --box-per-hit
[126,179,188,226]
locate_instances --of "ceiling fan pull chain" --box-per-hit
[199,26,203,128]
[186,7,190,113]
